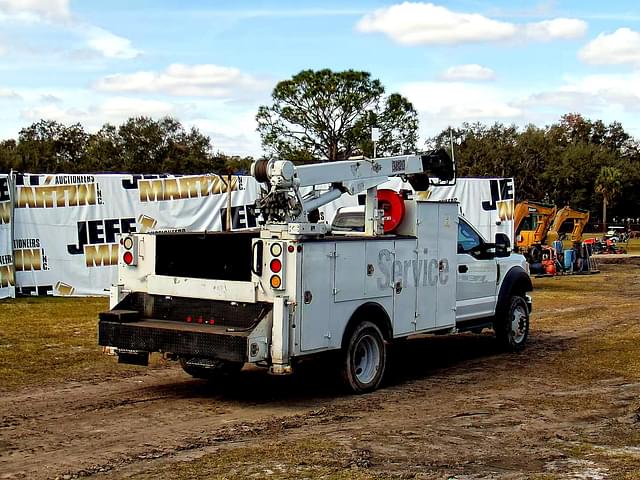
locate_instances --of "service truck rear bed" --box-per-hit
[98,231,273,365]
[99,292,271,363]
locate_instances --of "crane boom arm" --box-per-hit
[251,149,454,227]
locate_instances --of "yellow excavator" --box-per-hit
[514,201,557,251]
[516,201,595,274]
[546,206,590,244]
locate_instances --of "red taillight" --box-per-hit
[120,234,138,266]
[267,242,285,290]
[197,316,203,324]
[270,258,282,273]
[186,316,192,323]
[123,251,134,265]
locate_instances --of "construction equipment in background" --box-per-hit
[546,206,590,244]
[515,202,598,276]
[535,206,598,277]
[514,201,557,261]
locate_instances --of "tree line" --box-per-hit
[0,117,254,175]
[428,114,640,223]
[1,69,639,223]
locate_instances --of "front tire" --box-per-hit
[341,321,387,393]
[495,295,529,352]
[180,357,243,380]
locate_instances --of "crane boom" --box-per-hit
[251,149,454,233]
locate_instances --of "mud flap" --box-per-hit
[269,296,292,375]
[117,350,149,366]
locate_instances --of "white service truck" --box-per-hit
[99,151,532,393]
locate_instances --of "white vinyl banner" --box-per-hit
[0,173,15,299]
[425,178,515,243]
[12,173,259,296]
[6,172,514,297]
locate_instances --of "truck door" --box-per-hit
[456,218,498,321]
[300,242,335,352]
[414,202,457,331]
[392,239,418,336]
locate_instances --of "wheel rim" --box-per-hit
[511,304,528,344]
[353,333,381,385]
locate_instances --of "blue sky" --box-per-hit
[1,0,640,157]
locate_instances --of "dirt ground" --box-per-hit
[1,263,640,480]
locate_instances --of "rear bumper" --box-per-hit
[98,318,249,363]
[98,292,273,363]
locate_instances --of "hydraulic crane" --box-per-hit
[251,149,454,236]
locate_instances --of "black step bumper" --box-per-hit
[98,318,249,363]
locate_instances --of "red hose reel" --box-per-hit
[377,189,406,233]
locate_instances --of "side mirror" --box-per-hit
[495,233,511,257]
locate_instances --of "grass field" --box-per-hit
[0,296,151,390]
[1,261,639,391]
[130,263,640,480]
[1,264,640,479]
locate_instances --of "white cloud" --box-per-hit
[517,72,640,120]
[518,91,603,111]
[0,0,70,22]
[525,18,587,41]
[20,97,178,128]
[97,97,177,119]
[440,64,495,82]
[579,28,640,66]
[0,87,20,100]
[20,104,87,124]
[94,64,268,98]
[8,85,263,155]
[193,111,262,156]
[356,3,515,45]
[0,0,140,60]
[402,82,522,118]
[82,26,141,60]
[356,2,586,45]
[398,74,640,141]
[405,71,640,139]
[39,94,63,104]
[399,81,523,137]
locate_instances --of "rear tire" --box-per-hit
[495,295,529,352]
[180,357,243,380]
[341,321,387,393]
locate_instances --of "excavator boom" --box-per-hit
[515,200,557,248]
[547,206,590,243]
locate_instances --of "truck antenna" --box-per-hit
[449,128,455,166]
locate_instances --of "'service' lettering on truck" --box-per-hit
[377,249,449,289]
[99,151,532,393]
